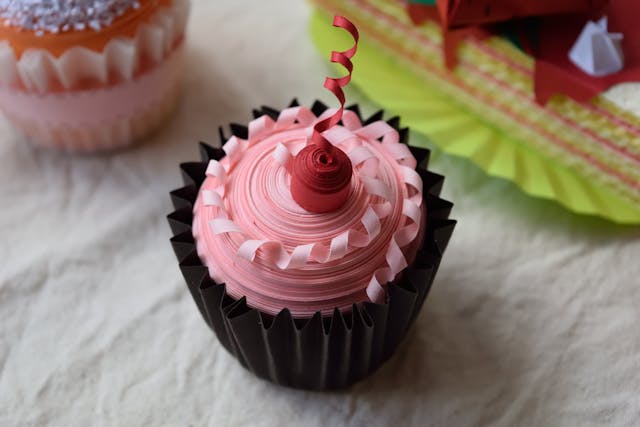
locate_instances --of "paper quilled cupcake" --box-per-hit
[0,0,190,151]
[168,16,456,390]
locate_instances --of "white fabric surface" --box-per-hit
[1,1,639,426]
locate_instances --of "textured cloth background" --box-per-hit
[1,1,639,426]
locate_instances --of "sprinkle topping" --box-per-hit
[0,0,141,35]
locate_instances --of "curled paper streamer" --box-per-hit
[310,15,359,147]
[291,15,360,213]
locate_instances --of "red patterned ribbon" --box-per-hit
[291,16,360,213]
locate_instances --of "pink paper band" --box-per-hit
[0,41,184,127]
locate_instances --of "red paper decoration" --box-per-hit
[291,16,360,213]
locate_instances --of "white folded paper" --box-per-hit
[569,17,624,77]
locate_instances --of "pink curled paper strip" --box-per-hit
[193,106,424,317]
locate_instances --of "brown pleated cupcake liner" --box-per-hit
[168,99,456,390]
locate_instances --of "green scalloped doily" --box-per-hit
[309,9,640,224]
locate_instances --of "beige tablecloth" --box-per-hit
[1,1,639,426]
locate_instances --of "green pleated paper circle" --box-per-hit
[310,10,640,224]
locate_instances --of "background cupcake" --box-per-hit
[168,17,456,390]
[0,0,190,151]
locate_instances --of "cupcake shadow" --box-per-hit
[250,275,529,424]
[353,290,522,402]
[258,263,530,413]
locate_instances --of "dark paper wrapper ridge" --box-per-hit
[167,100,456,390]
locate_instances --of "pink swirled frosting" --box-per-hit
[192,106,425,318]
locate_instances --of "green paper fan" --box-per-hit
[309,10,640,224]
